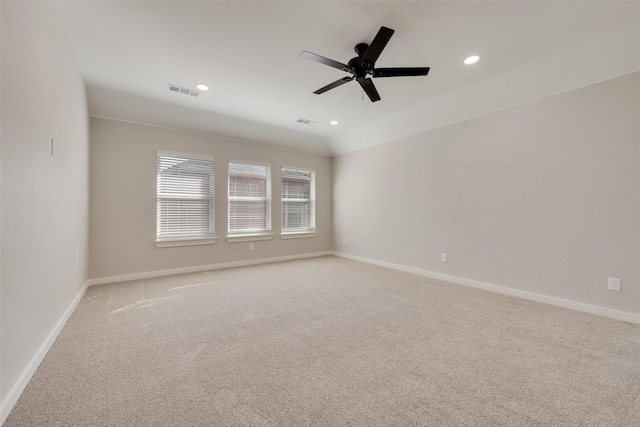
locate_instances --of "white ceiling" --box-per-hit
[55,1,640,157]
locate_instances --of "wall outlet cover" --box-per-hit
[607,277,621,292]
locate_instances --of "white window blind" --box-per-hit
[228,161,271,235]
[281,166,315,233]
[157,152,215,240]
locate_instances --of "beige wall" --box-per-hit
[1,0,89,411]
[333,72,640,316]
[89,118,332,280]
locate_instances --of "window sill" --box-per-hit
[226,233,274,243]
[155,237,217,248]
[281,232,317,240]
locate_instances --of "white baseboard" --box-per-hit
[0,280,90,425]
[87,251,334,286]
[333,251,640,325]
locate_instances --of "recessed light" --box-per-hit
[464,55,481,65]
[196,84,209,91]
[330,120,339,125]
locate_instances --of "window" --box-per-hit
[228,160,272,240]
[281,166,316,237]
[156,151,215,246]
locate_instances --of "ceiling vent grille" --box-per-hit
[297,118,318,125]
[168,84,201,97]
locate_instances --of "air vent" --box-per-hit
[297,118,318,125]
[167,84,201,97]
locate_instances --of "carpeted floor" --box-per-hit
[5,256,640,426]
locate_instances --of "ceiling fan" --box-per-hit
[300,26,430,102]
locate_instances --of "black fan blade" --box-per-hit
[300,51,352,73]
[360,26,395,68]
[313,76,354,94]
[372,67,430,78]
[357,77,381,102]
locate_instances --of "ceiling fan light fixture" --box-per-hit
[195,84,209,91]
[464,55,481,65]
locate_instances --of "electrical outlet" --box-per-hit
[607,277,621,292]
[249,243,254,251]
[342,238,347,245]
[441,253,448,263]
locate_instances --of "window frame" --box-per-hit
[226,159,273,243]
[281,165,317,239]
[155,150,217,248]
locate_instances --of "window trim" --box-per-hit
[155,150,216,247]
[227,159,272,240]
[280,232,317,240]
[281,165,316,237]
[155,237,218,248]
[226,233,274,243]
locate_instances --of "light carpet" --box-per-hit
[5,256,640,426]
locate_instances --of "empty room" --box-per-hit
[2,1,640,425]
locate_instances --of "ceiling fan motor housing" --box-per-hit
[348,57,369,77]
